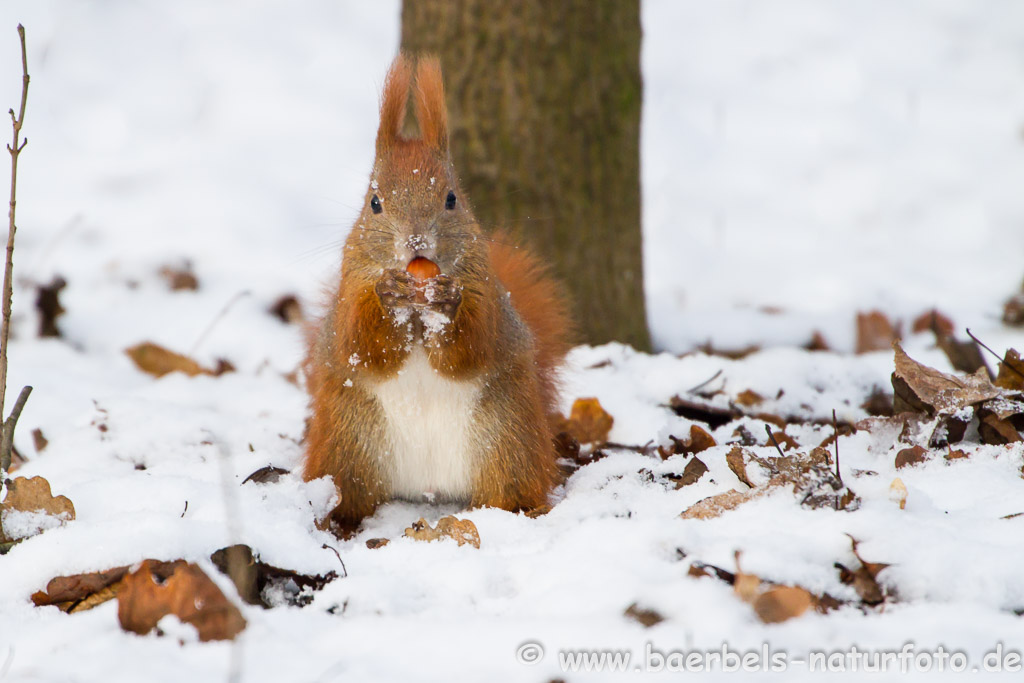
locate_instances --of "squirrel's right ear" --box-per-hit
[376,55,413,156]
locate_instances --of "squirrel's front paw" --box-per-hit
[423,274,462,319]
[375,269,418,311]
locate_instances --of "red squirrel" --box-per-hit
[303,54,571,532]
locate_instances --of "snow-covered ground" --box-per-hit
[2,2,1024,682]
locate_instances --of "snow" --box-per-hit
[2,1,1024,682]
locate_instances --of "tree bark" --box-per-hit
[401,1,650,350]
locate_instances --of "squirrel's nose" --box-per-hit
[404,233,435,257]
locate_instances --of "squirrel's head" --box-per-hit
[347,54,482,275]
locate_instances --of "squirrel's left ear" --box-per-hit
[413,56,449,152]
[376,54,413,156]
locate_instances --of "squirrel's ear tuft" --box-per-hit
[414,55,448,152]
[376,54,413,155]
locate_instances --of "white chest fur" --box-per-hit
[369,347,482,500]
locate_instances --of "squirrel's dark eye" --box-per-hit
[445,191,457,211]
[370,194,382,214]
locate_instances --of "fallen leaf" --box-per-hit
[32,566,130,608]
[936,334,989,376]
[624,603,665,628]
[210,544,337,608]
[35,276,67,338]
[125,342,216,379]
[892,342,1000,415]
[889,478,908,510]
[945,448,970,461]
[0,476,76,543]
[667,396,737,429]
[559,398,614,445]
[117,560,246,641]
[753,586,815,624]
[860,387,894,417]
[31,428,47,453]
[894,445,929,469]
[835,536,889,606]
[856,310,899,354]
[911,309,954,337]
[365,538,390,549]
[977,408,1022,445]
[269,294,304,324]
[996,349,1024,391]
[241,465,290,485]
[735,390,764,407]
[404,516,480,549]
[1004,291,1024,327]
[805,331,830,351]
[681,489,760,520]
[726,446,756,488]
[675,456,708,488]
[158,263,199,291]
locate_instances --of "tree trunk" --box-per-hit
[401,1,650,350]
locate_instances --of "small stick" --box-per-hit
[1,26,31,482]
[832,409,842,485]
[180,500,188,518]
[0,384,30,475]
[321,543,348,578]
[966,328,1024,381]
[687,369,723,394]
[764,425,785,458]
[187,290,251,356]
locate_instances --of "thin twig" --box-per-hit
[687,369,723,394]
[321,543,348,578]
[966,328,1024,381]
[0,384,30,474]
[187,290,251,356]
[832,409,842,485]
[764,425,785,458]
[1,26,30,484]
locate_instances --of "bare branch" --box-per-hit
[1,25,31,479]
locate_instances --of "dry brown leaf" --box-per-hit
[624,603,665,628]
[365,538,390,549]
[269,294,304,324]
[684,424,716,454]
[117,560,246,641]
[35,276,66,338]
[726,446,756,488]
[735,389,764,407]
[889,478,908,510]
[836,537,889,606]
[675,456,708,488]
[0,476,76,543]
[805,331,830,351]
[892,342,1000,415]
[977,409,1022,445]
[209,544,337,608]
[158,264,199,291]
[753,586,815,624]
[1004,291,1024,327]
[680,489,761,520]
[996,349,1024,391]
[945,448,969,461]
[32,566,130,607]
[31,428,48,453]
[125,342,215,379]
[894,445,929,469]
[911,309,954,337]
[856,310,899,354]
[559,397,614,445]
[404,516,481,549]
